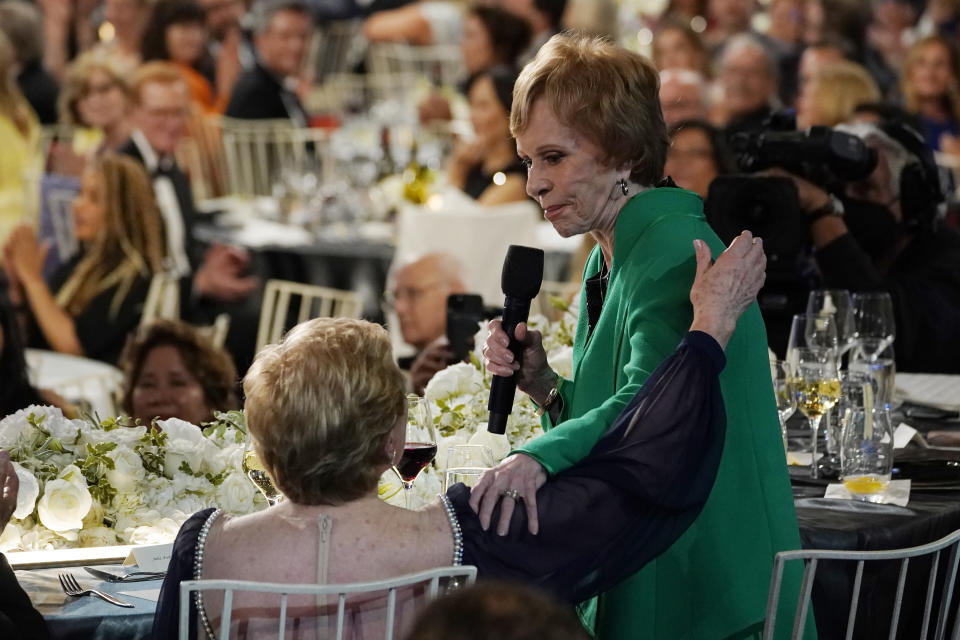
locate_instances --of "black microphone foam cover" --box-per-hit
[501,246,545,298]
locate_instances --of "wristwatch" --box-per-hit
[808,193,845,222]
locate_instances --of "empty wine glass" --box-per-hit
[852,292,896,362]
[787,313,839,357]
[807,290,856,357]
[242,440,283,507]
[393,395,437,509]
[771,359,796,454]
[788,348,842,479]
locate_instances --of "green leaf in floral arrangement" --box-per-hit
[469,351,482,370]
[179,461,197,476]
[205,470,229,486]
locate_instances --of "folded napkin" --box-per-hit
[824,479,911,506]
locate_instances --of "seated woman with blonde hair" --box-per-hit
[796,59,881,129]
[152,230,767,639]
[2,154,166,364]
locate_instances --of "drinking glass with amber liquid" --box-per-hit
[243,444,283,507]
[789,348,842,479]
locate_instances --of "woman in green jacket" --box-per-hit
[478,34,812,639]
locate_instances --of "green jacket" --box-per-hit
[517,188,811,639]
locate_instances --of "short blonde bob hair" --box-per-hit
[243,317,407,506]
[511,33,669,186]
[807,60,880,127]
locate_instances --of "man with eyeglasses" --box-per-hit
[388,253,467,393]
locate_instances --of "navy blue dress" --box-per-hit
[152,331,727,639]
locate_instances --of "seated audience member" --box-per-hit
[764,0,806,104]
[772,121,960,372]
[562,0,617,40]
[224,0,312,124]
[152,232,766,639]
[797,38,847,92]
[716,34,780,135]
[0,2,59,125]
[795,60,880,129]
[418,5,531,123]
[500,0,566,64]
[0,31,40,245]
[388,252,466,391]
[0,450,50,640]
[863,0,915,102]
[196,0,251,104]
[59,54,134,154]
[461,6,532,74]
[121,319,239,426]
[404,582,589,640]
[0,294,72,419]
[123,62,257,300]
[446,67,527,205]
[2,155,166,364]
[703,0,760,54]
[88,0,152,76]
[664,120,732,200]
[901,35,960,153]
[659,69,709,126]
[363,0,464,46]
[140,0,223,113]
[652,18,711,77]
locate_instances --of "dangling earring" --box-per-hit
[618,178,629,196]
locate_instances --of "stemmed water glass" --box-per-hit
[788,348,842,479]
[851,292,896,362]
[393,395,437,509]
[807,290,857,358]
[787,313,839,356]
[242,441,283,507]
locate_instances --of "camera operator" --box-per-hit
[768,121,960,373]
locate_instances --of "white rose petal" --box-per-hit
[157,418,205,443]
[105,446,146,493]
[547,346,574,381]
[216,472,256,514]
[128,518,181,545]
[164,438,206,478]
[0,522,21,552]
[468,429,511,461]
[37,478,92,532]
[81,424,147,449]
[11,462,39,520]
[424,363,484,402]
[78,525,118,548]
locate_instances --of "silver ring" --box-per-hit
[500,488,521,501]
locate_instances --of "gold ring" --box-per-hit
[500,488,521,501]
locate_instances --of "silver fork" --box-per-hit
[58,573,135,608]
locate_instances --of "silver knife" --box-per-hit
[83,567,166,582]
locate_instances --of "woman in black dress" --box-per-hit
[2,154,166,364]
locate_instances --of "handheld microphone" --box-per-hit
[487,245,544,434]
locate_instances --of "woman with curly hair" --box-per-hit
[120,319,239,426]
[2,154,166,364]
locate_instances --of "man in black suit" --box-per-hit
[122,62,257,303]
[224,0,313,123]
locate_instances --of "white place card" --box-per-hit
[824,479,911,506]
[894,423,928,448]
[123,543,173,571]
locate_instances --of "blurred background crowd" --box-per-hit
[0,0,959,424]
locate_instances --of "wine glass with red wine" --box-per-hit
[393,394,437,508]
